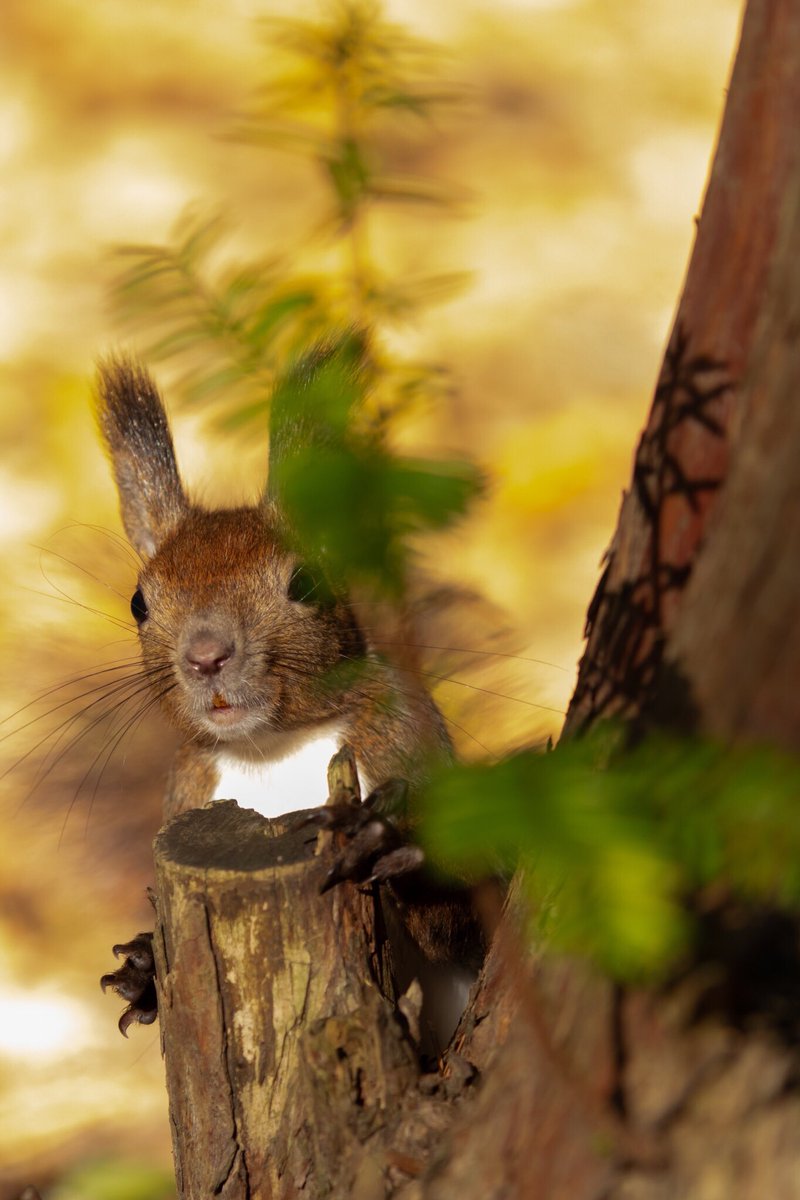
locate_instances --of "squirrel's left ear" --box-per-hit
[95,355,188,558]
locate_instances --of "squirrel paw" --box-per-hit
[301,778,426,892]
[100,932,157,1036]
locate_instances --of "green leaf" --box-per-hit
[248,289,320,343]
[324,138,372,221]
[420,730,800,979]
[53,1157,174,1200]
[267,333,480,590]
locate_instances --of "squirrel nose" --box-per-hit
[184,633,234,677]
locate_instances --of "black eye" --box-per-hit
[130,587,149,624]
[287,565,329,606]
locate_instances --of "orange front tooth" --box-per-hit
[212,693,228,709]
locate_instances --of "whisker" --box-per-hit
[407,666,566,716]
[0,659,158,739]
[427,709,494,759]
[18,581,133,633]
[32,547,179,648]
[249,627,566,713]
[266,652,497,760]
[33,544,134,607]
[368,641,571,673]
[11,668,172,803]
[31,673,173,819]
[72,684,175,845]
[63,521,143,569]
[268,641,567,718]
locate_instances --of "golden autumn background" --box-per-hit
[0,0,740,1194]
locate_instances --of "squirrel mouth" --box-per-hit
[200,691,267,738]
[206,693,246,727]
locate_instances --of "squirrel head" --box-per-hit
[95,355,365,746]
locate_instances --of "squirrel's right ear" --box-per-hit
[95,356,188,558]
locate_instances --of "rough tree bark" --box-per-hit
[153,752,484,1199]
[565,0,800,736]
[152,1,800,1196]
[152,800,417,1199]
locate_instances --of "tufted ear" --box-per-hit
[95,355,188,558]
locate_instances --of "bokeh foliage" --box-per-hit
[111,0,465,436]
[423,729,800,979]
[49,1157,174,1200]
[268,332,480,591]
[111,0,478,591]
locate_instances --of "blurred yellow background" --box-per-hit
[0,0,740,1194]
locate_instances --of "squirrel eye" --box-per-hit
[130,587,149,624]
[287,565,331,606]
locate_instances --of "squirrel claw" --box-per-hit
[315,777,426,892]
[101,932,157,1035]
[367,844,426,882]
[111,933,155,969]
[363,777,409,816]
[118,992,158,1038]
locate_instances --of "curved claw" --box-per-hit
[118,990,158,1037]
[118,1007,137,1038]
[102,931,158,1035]
[296,800,369,835]
[102,964,144,1002]
[313,770,425,897]
[363,778,409,816]
[319,817,401,892]
[111,932,154,966]
[366,844,426,883]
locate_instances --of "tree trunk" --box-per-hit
[667,154,800,747]
[151,754,484,1199]
[565,0,800,736]
[429,0,800,1194]
[152,799,418,1199]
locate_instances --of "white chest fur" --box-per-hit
[213,724,355,818]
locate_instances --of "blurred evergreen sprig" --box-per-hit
[268,331,481,591]
[422,729,800,979]
[112,212,333,415]
[110,0,466,435]
[235,2,463,231]
[110,0,476,591]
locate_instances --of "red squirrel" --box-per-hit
[98,351,482,1046]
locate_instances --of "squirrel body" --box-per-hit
[96,359,451,824]
[96,353,480,1048]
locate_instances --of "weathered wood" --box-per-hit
[418,927,619,1200]
[419,5,800,1197]
[152,798,417,1199]
[668,154,800,748]
[566,0,800,734]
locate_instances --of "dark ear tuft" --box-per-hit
[95,355,188,558]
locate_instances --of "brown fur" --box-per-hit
[96,354,478,1006]
[95,355,451,811]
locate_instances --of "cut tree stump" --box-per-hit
[151,767,420,1199]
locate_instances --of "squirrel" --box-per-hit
[98,350,483,1047]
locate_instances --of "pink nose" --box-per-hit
[184,634,234,677]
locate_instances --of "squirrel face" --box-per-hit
[96,356,366,750]
[133,506,365,746]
